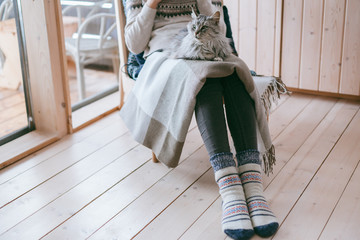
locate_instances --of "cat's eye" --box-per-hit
[201,26,208,31]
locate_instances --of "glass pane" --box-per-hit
[0,0,33,145]
[61,0,119,113]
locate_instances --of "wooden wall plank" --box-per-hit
[339,0,360,95]
[225,0,282,76]
[319,0,346,93]
[273,0,283,77]
[238,0,257,70]
[299,0,324,90]
[281,0,304,88]
[20,0,68,134]
[223,0,239,53]
[256,0,276,76]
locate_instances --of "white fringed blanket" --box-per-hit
[120,52,279,174]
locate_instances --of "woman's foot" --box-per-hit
[210,153,254,240]
[238,163,279,238]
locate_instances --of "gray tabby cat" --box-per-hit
[169,9,232,61]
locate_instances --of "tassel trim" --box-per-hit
[260,76,291,118]
[262,144,276,176]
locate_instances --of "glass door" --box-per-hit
[0,0,34,145]
[60,0,120,128]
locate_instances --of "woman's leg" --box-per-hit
[195,79,254,240]
[221,73,279,238]
[221,72,257,155]
[195,78,230,156]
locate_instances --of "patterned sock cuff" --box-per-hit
[236,150,261,166]
[210,152,235,172]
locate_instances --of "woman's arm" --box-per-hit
[147,0,162,9]
[124,0,162,54]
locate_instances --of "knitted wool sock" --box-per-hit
[238,160,279,238]
[210,153,254,240]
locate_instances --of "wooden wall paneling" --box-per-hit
[339,0,360,96]
[256,0,276,76]
[281,0,304,88]
[223,0,239,54]
[299,0,324,90]
[319,0,346,93]
[238,0,257,71]
[114,0,128,107]
[273,0,283,77]
[20,0,68,134]
[53,0,73,134]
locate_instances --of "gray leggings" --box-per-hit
[195,72,257,156]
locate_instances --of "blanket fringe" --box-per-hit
[260,76,291,118]
[259,77,289,175]
[263,144,276,176]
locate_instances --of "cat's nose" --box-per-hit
[195,31,200,38]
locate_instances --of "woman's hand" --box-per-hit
[147,0,162,9]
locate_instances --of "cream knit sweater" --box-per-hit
[124,0,226,57]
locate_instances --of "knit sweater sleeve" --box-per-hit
[124,2,157,54]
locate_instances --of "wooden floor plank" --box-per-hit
[0,88,17,101]
[250,99,359,240]
[67,67,117,104]
[268,93,313,139]
[0,101,27,124]
[0,112,121,185]
[263,96,336,186]
[0,120,128,208]
[0,94,359,240]
[134,169,219,240]
[0,92,24,111]
[179,197,226,240]
[0,144,147,239]
[88,146,210,240]
[273,110,360,239]
[0,132,138,236]
[0,113,28,137]
[268,92,290,114]
[40,128,203,240]
[319,160,360,240]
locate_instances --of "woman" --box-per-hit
[120,0,279,239]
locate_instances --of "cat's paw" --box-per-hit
[214,57,223,61]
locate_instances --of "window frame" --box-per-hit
[0,0,70,168]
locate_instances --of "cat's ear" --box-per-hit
[211,11,221,24]
[191,7,199,18]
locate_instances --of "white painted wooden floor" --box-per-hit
[0,93,359,240]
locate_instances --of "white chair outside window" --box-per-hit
[0,0,13,21]
[62,1,119,100]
